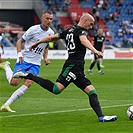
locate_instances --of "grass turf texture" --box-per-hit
[0,59,132,133]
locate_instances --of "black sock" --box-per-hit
[97,62,100,71]
[89,62,95,70]
[89,94,104,117]
[26,73,54,93]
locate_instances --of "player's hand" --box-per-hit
[17,52,24,64]
[44,58,50,66]
[96,51,103,58]
[29,43,39,51]
[19,57,24,64]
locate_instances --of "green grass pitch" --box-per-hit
[0,59,133,133]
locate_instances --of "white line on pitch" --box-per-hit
[0,103,131,118]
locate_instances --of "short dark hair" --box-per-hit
[0,25,4,28]
[43,10,53,15]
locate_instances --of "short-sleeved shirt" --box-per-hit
[93,34,105,52]
[21,24,54,65]
[59,25,89,69]
[13,24,54,76]
[56,25,92,90]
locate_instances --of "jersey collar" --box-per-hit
[40,24,49,31]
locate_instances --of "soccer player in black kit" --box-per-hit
[13,13,117,122]
[88,27,105,75]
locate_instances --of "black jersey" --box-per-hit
[93,34,105,51]
[59,25,89,69]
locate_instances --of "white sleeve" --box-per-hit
[22,27,34,41]
[0,36,2,42]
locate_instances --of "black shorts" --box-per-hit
[56,64,92,91]
[94,53,99,60]
[94,53,102,60]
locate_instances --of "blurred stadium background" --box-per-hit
[0,0,133,59]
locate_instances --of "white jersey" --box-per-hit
[0,33,4,42]
[21,24,54,65]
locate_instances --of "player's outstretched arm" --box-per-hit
[29,34,60,51]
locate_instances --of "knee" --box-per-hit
[87,89,98,96]
[10,78,20,86]
[53,84,61,95]
[24,80,33,87]
[10,82,19,86]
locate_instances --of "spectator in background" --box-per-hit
[115,41,121,48]
[114,0,123,7]
[97,0,109,10]
[92,5,97,14]
[117,28,123,38]
[56,23,64,32]
[63,0,71,12]
[129,34,133,47]
[95,9,100,22]
[127,9,132,15]
[10,31,18,45]
[105,14,110,22]
[113,9,121,22]
[122,37,130,47]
